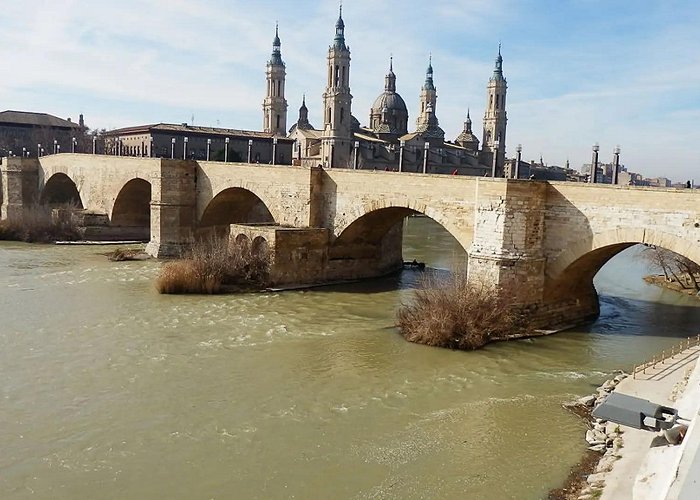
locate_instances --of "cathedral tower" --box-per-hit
[481,46,508,173]
[263,24,288,136]
[321,6,353,167]
[415,56,438,129]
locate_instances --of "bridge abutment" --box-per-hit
[145,160,197,258]
[1,157,39,221]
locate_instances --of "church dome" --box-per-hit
[371,91,408,115]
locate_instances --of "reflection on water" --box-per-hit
[1,218,699,499]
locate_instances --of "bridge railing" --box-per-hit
[632,334,700,379]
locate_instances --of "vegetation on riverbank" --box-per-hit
[640,245,699,299]
[0,205,82,243]
[396,273,532,350]
[156,236,270,294]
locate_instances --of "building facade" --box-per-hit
[103,123,293,164]
[0,110,85,157]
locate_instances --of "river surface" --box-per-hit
[1,216,699,499]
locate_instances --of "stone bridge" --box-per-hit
[2,153,699,329]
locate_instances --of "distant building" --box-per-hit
[102,123,294,164]
[0,110,84,157]
[277,7,501,175]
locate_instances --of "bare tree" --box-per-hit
[641,245,700,290]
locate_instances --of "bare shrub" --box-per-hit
[397,273,531,350]
[156,235,271,295]
[0,204,82,243]
[640,245,700,291]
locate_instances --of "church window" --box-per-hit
[495,95,499,109]
[278,81,282,95]
[490,95,493,108]
[276,115,280,129]
[327,107,331,124]
[342,65,346,86]
[340,107,345,123]
[335,65,340,86]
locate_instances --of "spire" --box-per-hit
[464,109,472,132]
[491,43,504,81]
[385,56,396,92]
[423,54,435,90]
[334,3,346,49]
[300,94,307,112]
[270,23,283,65]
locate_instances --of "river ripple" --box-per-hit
[1,218,699,499]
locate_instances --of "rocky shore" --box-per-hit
[551,371,629,500]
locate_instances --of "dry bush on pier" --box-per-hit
[0,204,82,243]
[397,273,532,350]
[156,236,271,295]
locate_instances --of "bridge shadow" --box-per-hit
[578,293,700,340]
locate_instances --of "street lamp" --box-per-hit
[398,140,405,172]
[491,139,500,177]
[613,145,621,185]
[515,144,522,179]
[247,139,253,163]
[353,140,359,170]
[183,136,188,159]
[590,142,600,184]
[423,141,430,174]
[224,137,230,162]
[37,143,41,157]
[56,144,61,154]
[206,138,211,161]
[92,136,97,155]
[22,147,26,158]
[53,139,58,155]
[171,137,176,159]
[71,137,76,153]
[272,137,278,165]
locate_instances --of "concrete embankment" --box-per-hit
[566,344,700,499]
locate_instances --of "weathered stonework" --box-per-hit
[2,153,699,331]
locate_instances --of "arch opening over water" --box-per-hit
[40,173,83,208]
[198,188,275,238]
[111,178,152,240]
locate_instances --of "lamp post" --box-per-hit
[224,137,230,162]
[515,144,522,179]
[206,138,211,161]
[56,144,61,154]
[53,139,58,155]
[171,138,176,159]
[40,147,45,157]
[612,145,621,185]
[183,136,188,159]
[37,143,41,157]
[71,137,76,153]
[491,139,500,177]
[92,136,97,155]
[22,147,26,158]
[272,137,278,165]
[353,141,359,170]
[422,141,429,174]
[590,142,599,184]
[398,140,405,172]
[247,139,253,163]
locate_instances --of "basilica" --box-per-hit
[265,7,508,175]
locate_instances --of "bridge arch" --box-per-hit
[40,173,83,208]
[198,187,275,236]
[542,228,700,323]
[111,178,152,240]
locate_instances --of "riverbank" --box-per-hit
[644,274,700,301]
[555,344,700,499]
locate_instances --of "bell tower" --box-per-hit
[321,5,353,168]
[263,23,288,136]
[481,45,508,174]
[416,56,438,129]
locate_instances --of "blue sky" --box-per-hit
[1,0,699,181]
